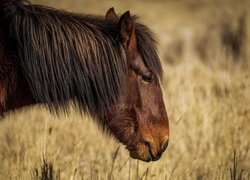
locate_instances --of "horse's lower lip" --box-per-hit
[145,156,152,162]
[129,149,153,162]
[142,154,162,162]
[148,149,162,161]
[151,154,162,161]
[145,152,161,162]
[128,149,163,162]
[131,155,152,162]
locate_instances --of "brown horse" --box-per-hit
[0,0,169,162]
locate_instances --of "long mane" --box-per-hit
[2,0,162,115]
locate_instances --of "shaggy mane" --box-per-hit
[2,0,163,115]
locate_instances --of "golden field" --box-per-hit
[0,0,250,179]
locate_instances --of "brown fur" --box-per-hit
[0,1,169,162]
[104,10,169,161]
[0,26,34,114]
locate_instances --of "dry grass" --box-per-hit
[0,0,250,179]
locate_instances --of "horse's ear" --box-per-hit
[105,7,118,22]
[118,11,137,52]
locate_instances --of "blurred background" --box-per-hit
[0,0,249,179]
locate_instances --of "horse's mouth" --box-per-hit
[128,149,155,162]
[126,144,162,162]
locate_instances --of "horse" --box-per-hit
[0,0,169,162]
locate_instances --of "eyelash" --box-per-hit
[141,73,153,83]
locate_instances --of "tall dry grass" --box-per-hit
[0,0,249,179]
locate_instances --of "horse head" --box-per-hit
[104,8,169,162]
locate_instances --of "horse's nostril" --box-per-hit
[161,139,169,152]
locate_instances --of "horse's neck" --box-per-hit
[0,27,35,114]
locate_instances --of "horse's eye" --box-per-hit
[141,73,153,83]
